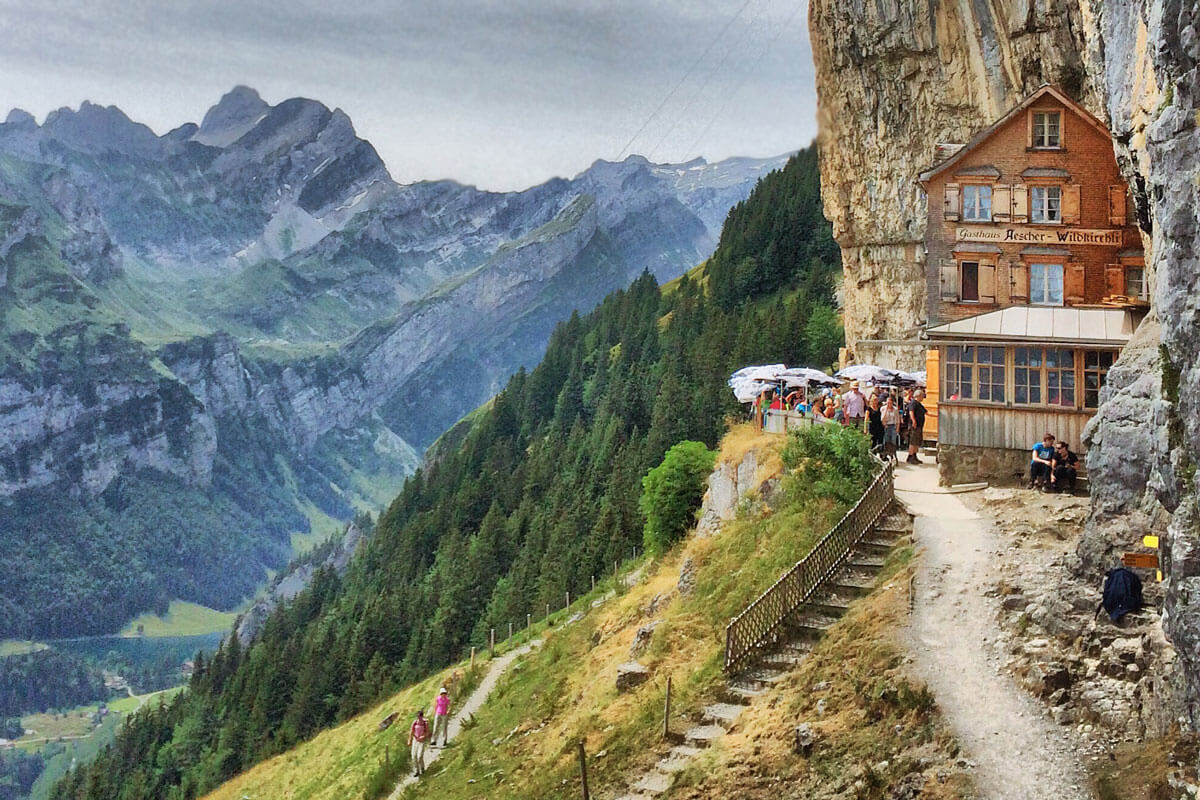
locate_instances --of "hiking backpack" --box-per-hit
[1098,566,1144,621]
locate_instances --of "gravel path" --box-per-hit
[389,639,542,798]
[896,463,1092,800]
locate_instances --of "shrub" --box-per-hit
[640,441,718,556]
[780,424,874,505]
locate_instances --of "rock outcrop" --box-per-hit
[809,0,1094,368]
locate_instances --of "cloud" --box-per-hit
[0,0,815,190]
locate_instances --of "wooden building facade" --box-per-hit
[916,86,1147,485]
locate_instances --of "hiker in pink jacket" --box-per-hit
[432,686,451,747]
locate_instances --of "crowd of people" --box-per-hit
[754,381,929,464]
[1029,432,1078,492]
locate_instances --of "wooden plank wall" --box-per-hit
[939,405,1093,452]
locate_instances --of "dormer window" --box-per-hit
[962,185,992,221]
[1032,111,1061,148]
[1030,186,1062,223]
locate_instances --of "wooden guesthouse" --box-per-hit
[917,85,1146,484]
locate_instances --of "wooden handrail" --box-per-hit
[723,458,895,674]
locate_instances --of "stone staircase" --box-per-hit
[612,505,912,799]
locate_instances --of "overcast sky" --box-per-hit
[0,0,816,191]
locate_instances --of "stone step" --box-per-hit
[670,744,704,759]
[685,724,727,746]
[809,595,853,616]
[827,578,872,596]
[847,555,888,570]
[614,794,655,800]
[702,702,746,727]
[737,668,788,690]
[657,754,694,774]
[787,613,839,636]
[724,683,766,702]
[632,771,673,795]
[856,537,899,554]
[761,650,808,669]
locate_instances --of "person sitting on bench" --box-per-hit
[1030,433,1055,489]
[1051,440,1078,493]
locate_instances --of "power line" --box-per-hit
[647,0,776,162]
[616,0,756,161]
[683,0,805,160]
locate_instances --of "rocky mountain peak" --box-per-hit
[41,101,164,160]
[193,85,270,148]
[4,108,35,127]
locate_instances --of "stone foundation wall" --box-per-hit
[938,444,1031,487]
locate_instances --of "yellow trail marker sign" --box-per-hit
[1143,535,1160,548]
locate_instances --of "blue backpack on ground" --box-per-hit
[1098,567,1143,621]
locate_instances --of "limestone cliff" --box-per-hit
[809,0,1095,367]
[810,0,1200,747]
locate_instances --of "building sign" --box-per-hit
[955,226,1124,246]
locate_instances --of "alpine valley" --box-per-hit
[0,86,788,639]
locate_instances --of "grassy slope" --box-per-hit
[118,601,239,638]
[202,426,970,800]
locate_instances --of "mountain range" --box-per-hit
[0,86,788,637]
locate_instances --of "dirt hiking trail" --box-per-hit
[896,462,1091,800]
[389,639,542,798]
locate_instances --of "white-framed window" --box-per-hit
[1030,263,1064,306]
[1125,267,1147,299]
[1030,186,1062,223]
[962,185,992,222]
[1032,111,1062,148]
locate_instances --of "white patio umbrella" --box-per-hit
[777,367,839,388]
[835,364,902,385]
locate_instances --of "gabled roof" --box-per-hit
[918,85,1112,185]
[926,306,1140,346]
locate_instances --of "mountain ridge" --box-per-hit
[0,88,789,638]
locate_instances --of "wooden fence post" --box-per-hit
[577,740,590,800]
[591,575,595,592]
[508,621,513,641]
[566,591,571,608]
[546,602,550,620]
[470,646,475,668]
[489,628,495,658]
[664,675,672,740]
[526,613,531,629]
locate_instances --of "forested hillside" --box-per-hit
[50,144,840,800]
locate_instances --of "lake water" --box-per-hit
[45,632,226,669]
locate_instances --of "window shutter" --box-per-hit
[996,260,1012,305]
[1010,261,1030,302]
[1065,262,1086,303]
[940,258,959,300]
[1011,184,1029,223]
[1105,263,1125,298]
[979,263,996,303]
[943,183,960,221]
[992,185,1012,223]
[1108,185,1128,226]
[1062,185,1081,225]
